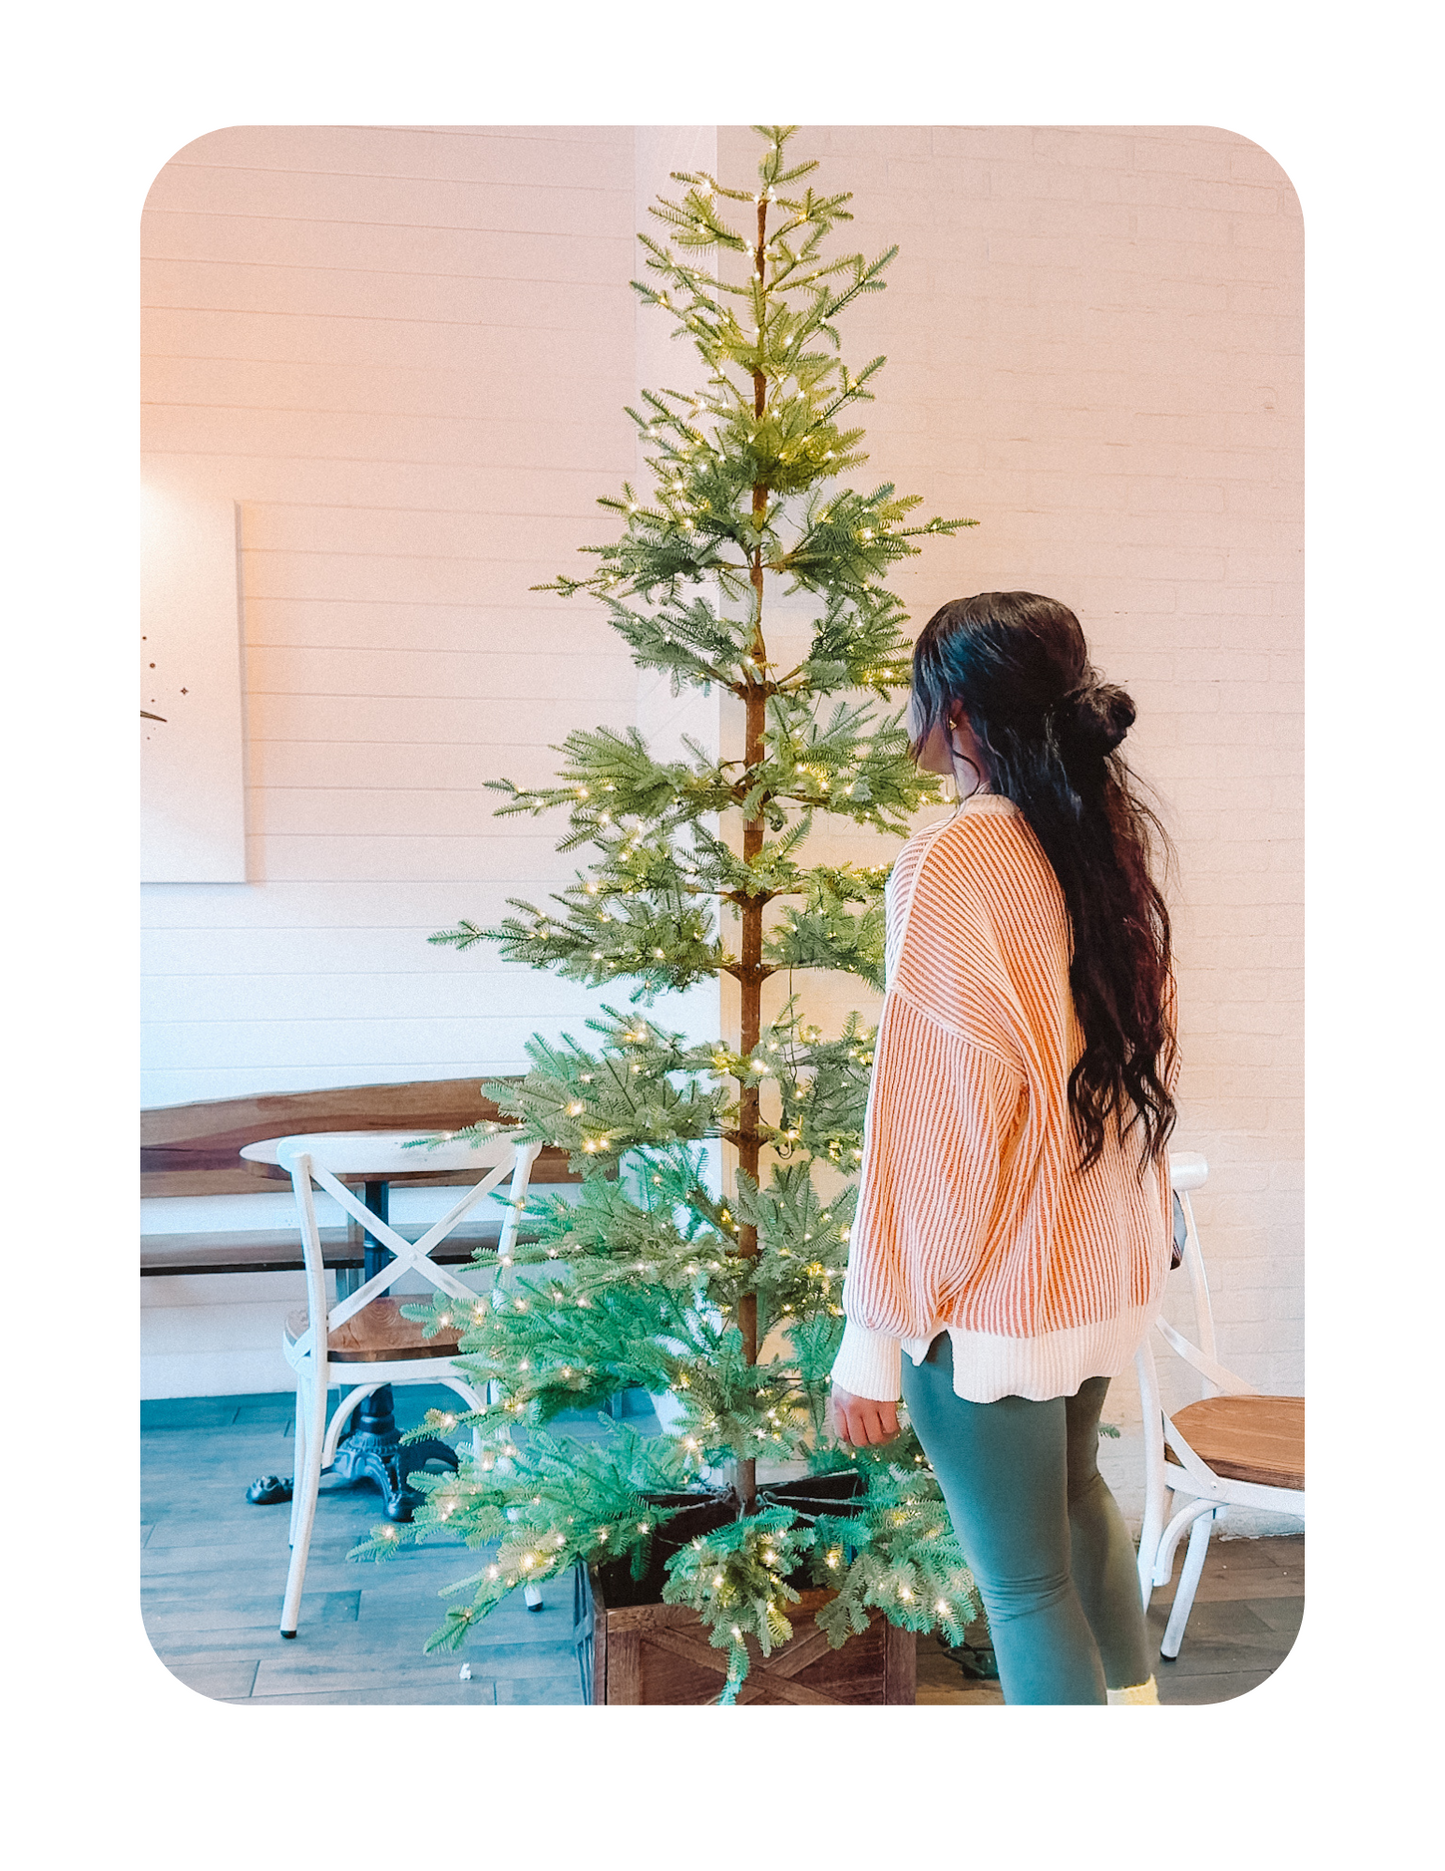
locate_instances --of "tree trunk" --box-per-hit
[734,189,773,1516]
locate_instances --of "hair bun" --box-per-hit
[1055,681,1135,759]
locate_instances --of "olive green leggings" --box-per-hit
[902,1333,1152,1705]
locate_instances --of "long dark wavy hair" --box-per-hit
[909,591,1177,1172]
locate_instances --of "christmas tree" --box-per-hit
[355,126,983,1701]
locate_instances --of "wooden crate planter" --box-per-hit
[579,1572,915,1705]
[570,1476,916,1706]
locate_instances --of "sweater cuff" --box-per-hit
[831,1321,903,1403]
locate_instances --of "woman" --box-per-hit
[830,590,1177,1706]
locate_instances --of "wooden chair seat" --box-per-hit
[1165,1394,1304,1491]
[284,1299,464,1363]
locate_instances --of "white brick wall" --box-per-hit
[717,125,1303,1406]
[142,126,1302,1418]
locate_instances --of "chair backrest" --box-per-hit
[1149,1152,1258,1406]
[1166,1151,1217,1394]
[274,1130,525,1179]
[1138,1154,1286,1561]
[274,1129,542,1357]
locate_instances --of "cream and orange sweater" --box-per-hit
[831,793,1174,1405]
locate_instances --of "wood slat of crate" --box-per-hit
[589,1576,915,1706]
[1167,1394,1304,1491]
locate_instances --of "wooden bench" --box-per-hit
[140,1222,526,1277]
[141,1077,579,1277]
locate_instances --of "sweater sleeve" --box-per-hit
[831,994,1025,1399]
[830,826,1028,1402]
[830,1318,904,1403]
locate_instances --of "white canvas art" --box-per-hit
[140,485,247,882]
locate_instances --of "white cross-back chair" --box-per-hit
[1136,1153,1305,1658]
[272,1129,542,1639]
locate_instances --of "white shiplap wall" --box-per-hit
[142,126,653,1107]
[140,127,722,1394]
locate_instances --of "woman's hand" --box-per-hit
[830,1385,900,1448]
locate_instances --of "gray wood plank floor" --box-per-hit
[143,1388,1301,1706]
[915,1532,1304,1705]
[141,1386,641,1706]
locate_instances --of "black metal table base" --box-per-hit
[246,1390,460,1521]
[329,1422,460,1520]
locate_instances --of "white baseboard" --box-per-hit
[142,1348,295,1400]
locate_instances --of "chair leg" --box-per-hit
[288,1384,307,1548]
[1160,1506,1218,1659]
[1136,1482,1167,1612]
[281,1367,328,1638]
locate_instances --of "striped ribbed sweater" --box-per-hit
[831,792,1174,1405]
